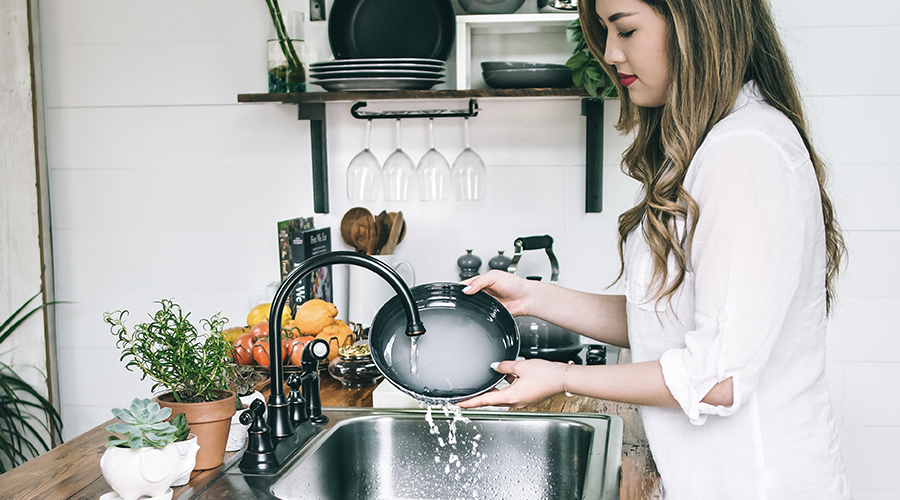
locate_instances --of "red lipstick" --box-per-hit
[618,73,637,87]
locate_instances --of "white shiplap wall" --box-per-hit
[38,1,897,496]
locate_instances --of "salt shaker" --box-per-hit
[457,249,482,280]
[488,250,512,272]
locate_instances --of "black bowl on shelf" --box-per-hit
[481,61,574,89]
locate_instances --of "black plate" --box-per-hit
[328,0,455,60]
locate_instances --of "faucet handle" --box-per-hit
[287,372,302,392]
[239,398,278,468]
[287,372,308,426]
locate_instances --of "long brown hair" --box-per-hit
[579,0,845,310]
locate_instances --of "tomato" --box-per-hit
[286,336,316,366]
[232,334,256,365]
[252,340,271,368]
[250,321,271,339]
[284,324,303,339]
[252,337,289,369]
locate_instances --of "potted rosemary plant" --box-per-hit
[100,398,199,499]
[104,299,237,470]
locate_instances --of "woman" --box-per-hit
[458,0,852,498]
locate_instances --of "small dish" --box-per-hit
[482,67,574,89]
[480,61,570,72]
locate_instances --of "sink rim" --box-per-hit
[270,407,623,500]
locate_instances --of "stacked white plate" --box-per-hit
[310,58,446,92]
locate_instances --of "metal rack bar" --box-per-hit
[297,102,329,214]
[582,97,604,213]
[350,99,480,120]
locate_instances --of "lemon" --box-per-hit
[221,326,249,343]
[247,303,291,327]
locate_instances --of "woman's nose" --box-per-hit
[604,35,624,66]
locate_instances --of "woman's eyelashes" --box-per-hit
[618,29,636,39]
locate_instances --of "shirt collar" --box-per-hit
[731,80,764,113]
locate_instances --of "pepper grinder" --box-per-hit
[488,250,512,272]
[457,249,482,280]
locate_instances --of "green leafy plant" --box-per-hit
[171,413,190,442]
[225,363,264,400]
[0,292,63,473]
[566,20,618,98]
[104,299,232,404]
[106,398,186,449]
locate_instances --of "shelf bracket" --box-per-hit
[296,102,329,214]
[350,99,480,120]
[582,98,604,213]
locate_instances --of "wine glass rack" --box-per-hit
[237,89,606,215]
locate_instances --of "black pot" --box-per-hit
[369,282,519,404]
[515,316,583,362]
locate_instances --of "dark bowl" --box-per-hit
[369,282,519,404]
[482,67,574,89]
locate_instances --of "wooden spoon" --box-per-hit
[340,207,377,253]
[380,211,405,255]
[387,211,407,245]
[374,210,392,255]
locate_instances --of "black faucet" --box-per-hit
[238,251,425,474]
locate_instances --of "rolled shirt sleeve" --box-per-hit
[659,131,811,425]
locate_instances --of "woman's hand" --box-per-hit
[456,359,567,409]
[462,270,534,317]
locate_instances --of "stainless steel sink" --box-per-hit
[182,407,622,500]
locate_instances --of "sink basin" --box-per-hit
[181,408,622,500]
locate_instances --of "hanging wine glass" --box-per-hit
[417,118,451,201]
[382,119,417,201]
[346,119,381,201]
[451,117,487,201]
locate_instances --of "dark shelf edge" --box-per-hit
[238,87,590,103]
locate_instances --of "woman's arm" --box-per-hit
[463,270,630,348]
[457,358,734,409]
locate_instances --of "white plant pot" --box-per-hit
[226,391,265,452]
[170,434,200,487]
[100,437,200,500]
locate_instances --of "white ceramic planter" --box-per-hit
[100,437,199,500]
[226,391,265,452]
[169,434,200,487]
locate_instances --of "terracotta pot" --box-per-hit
[155,389,236,470]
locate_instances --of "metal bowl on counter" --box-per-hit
[368,282,519,405]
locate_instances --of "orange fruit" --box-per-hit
[294,299,338,336]
[316,320,354,362]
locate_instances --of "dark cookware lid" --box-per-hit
[328,0,456,61]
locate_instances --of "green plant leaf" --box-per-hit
[0,296,64,472]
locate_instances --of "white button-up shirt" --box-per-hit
[624,82,852,499]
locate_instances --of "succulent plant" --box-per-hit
[171,412,191,442]
[106,398,180,449]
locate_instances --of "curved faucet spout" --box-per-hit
[265,251,424,440]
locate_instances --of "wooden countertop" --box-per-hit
[0,374,661,500]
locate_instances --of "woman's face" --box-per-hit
[595,0,671,107]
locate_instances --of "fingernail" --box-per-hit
[462,285,472,293]
[490,362,500,370]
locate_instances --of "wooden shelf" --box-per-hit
[237,87,589,104]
